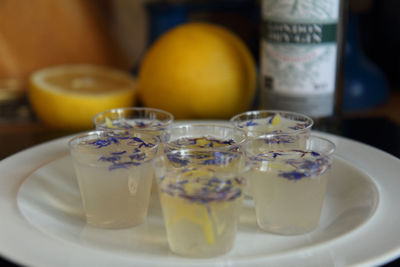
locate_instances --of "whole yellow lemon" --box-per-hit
[137,22,257,119]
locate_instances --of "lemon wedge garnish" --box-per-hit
[163,194,216,245]
[105,117,115,128]
[196,138,212,147]
[202,210,216,245]
[271,114,281,125]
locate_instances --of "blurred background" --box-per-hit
[0,0,399,157]
[0,0,398,121]
[0,0,399,266]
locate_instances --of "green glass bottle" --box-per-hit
[260,0,347,132]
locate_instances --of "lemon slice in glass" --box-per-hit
[163,194,217,245]
[271,113,281,125]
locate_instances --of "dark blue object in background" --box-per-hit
[343,12,390,111]
[146,2,189,46]
[145,0,260,61]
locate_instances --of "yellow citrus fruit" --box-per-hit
[138,22,257,119]
[29,64,137,130]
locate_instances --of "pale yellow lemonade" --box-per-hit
[70,133,158,228]
[247,149,332,235]
[233,113,312,197]
[94,117,172,193]
[156,151,245,257]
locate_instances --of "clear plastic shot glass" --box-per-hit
[93,107,173,192]
[92,107,174,142]
[230,110,313,143]
[165,123,247,153]
[69,130,160,229]
[154,149,246,257]
[231,110,313,197]
[245,135,335,235]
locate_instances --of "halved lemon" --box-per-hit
[29,64,137,130]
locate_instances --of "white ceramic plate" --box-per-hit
[0,126,400,267]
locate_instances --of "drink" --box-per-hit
[245,136,335,235]
[230,110,313,140]
[260,0,345,130]
[92,107,173,193]
[231,110,314,197]
[155,150,245,257]
[69,131,159,228]
[92,107,174,142]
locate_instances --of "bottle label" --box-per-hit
[260,0,340,118]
